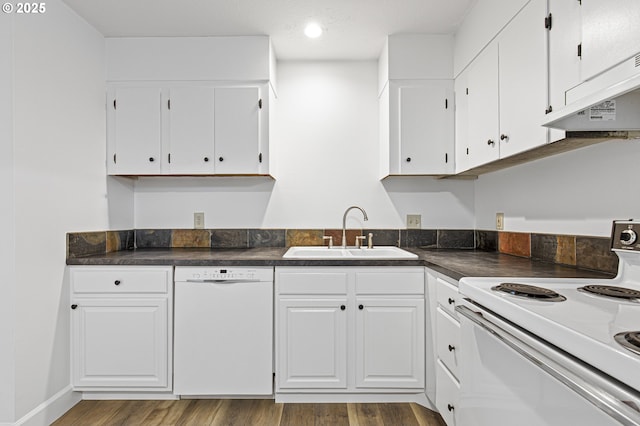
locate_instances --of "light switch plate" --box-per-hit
[407,214,422,229]
[194,212,205,229]
[496,212,504,230]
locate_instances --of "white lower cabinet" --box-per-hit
[70,266,173,391]
[436,359,460,426]
[277,298,348,389]
[356,298,424,388]
[436,307,461,378]
[275,267,425,399]
[427,269,461,425]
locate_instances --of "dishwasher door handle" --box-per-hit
[184,279,261,284]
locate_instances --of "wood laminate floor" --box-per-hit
[52,399,447,426]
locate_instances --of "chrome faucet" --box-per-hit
[342,206,368,248]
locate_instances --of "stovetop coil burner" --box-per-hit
[492,283,566,302]
[578,285,640,302]
[614,331,640,356]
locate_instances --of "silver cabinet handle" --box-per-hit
[456,304,640,425]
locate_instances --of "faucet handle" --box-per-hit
[367,233,373,249]
[355,235,366,248]
[323,235,334,249]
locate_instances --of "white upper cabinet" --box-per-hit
[389,80,454,175]
[166,87,215,174]
[455,0,549,173]
[107,84,269,176]
[105,36,275,177]
[214,87,262,174]
[581,0,640,82]
[454,70,470,172]
[545,0,640,129]
[465,43,500,170]
[109,87,162,175]
[547,0,581,112]
[497,0,548,159]
[379,35,455,177]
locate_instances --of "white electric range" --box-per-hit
[456,220,640,426]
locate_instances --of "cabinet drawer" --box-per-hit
[71,267,172,294]
[436,359,459,426]
[436,307,461,378]
[355,270,424,295]
[436,277,459,317]
[277,272,348,295]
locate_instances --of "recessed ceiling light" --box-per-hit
[304,22,323,39]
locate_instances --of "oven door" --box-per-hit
[455,300,640,426]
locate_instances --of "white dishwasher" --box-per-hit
[174,266,273,396]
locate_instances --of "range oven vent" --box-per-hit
[636,53,640,68]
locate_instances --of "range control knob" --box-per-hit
[620,229,637,246]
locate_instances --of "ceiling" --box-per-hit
[62,0,476,60]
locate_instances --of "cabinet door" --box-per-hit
[394,81,454,174]
[548,0,582,112]
[109,87,162,175]
[454,69,470,173]
[466,43,500,169]
[71,298,170,389]
[167,87,215,174]
[214,87,261,174]
[498,0,548,159]
[581,0,640,81]
[355,298,425,389]
[277,298,348,390]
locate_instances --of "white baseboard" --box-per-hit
[82,392,179,400]
[14,385,81,426]
[275,392,430,406]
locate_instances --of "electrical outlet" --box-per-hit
[407,214,422,229]
[496,212,504,230]
[194,212,205,229]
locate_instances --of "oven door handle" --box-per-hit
[456,304,640,426]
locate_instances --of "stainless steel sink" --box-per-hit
[283,246,418,259]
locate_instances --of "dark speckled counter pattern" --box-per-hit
[66,247,614,282]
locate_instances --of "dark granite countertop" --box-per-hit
[67,247,615,282]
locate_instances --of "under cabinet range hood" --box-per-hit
[544,52,640,132]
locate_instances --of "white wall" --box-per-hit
[107,177,135,229]
[11,0,109,421]
[474,139,640,236]
[134,61,475,230]
[106,36,271,82]
[0,12,16,425]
